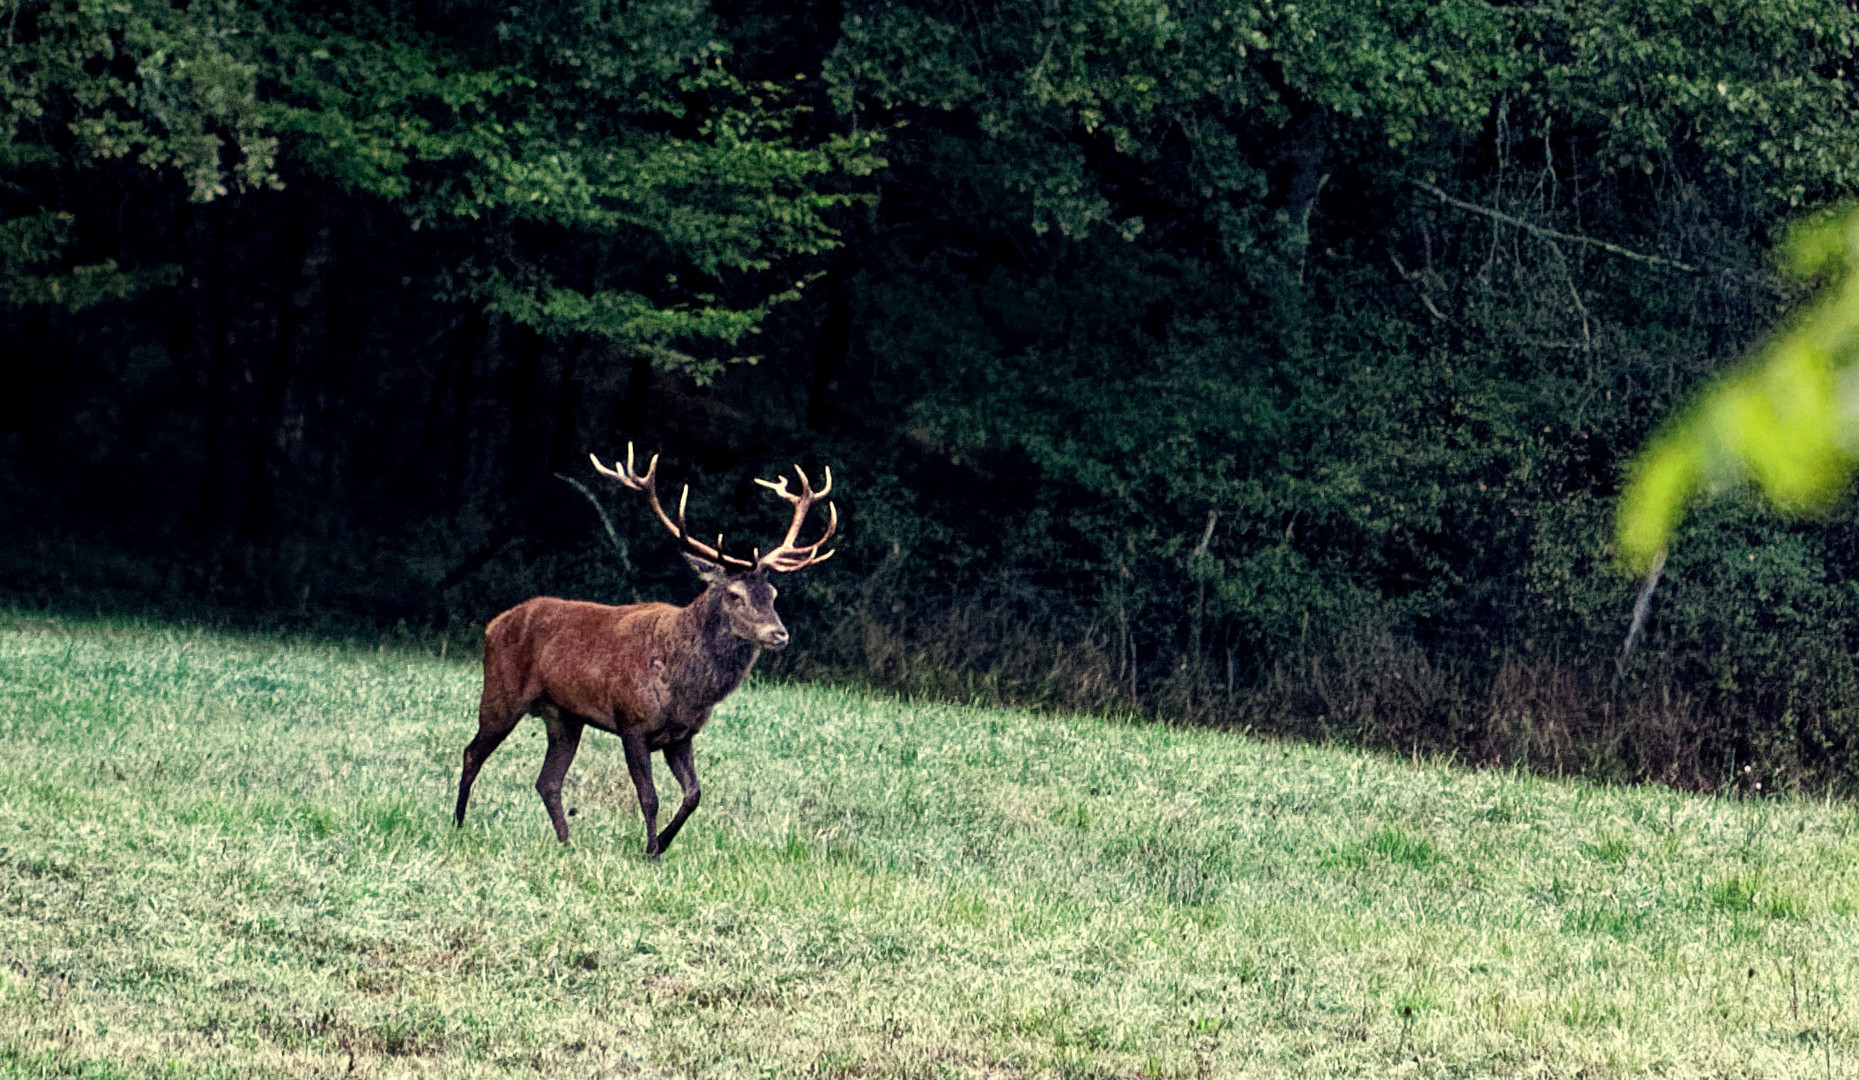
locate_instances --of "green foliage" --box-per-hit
[0,210,171,307]
[1619,206,1859,571]
[263,8,878,363]
[812,0,1859,731]
[1,0,283,201]
[0,0,273,306]
[0,0,870,364]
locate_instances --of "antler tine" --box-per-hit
[755,475,838,572]
[588,443,660,491]
[591,446,755,568]
[752,465,834,506]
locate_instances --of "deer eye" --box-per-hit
[727,585,749,602]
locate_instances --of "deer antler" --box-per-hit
[753,465,837,572]
[591,446,838,573]
[590,445,756,568]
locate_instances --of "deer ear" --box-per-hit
[683,552,727,582]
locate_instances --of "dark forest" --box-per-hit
[8,0,1859,791]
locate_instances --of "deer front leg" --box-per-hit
[620,732,662,858]
[536,715,584,843]
[653,737,702,855]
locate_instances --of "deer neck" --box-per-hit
[676,587,759,702]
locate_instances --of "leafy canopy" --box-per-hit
[0,0,879,373]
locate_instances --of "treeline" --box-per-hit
[8,0,1859,792]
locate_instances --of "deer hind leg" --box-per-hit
[620,733,662,858]
[653,737,702,855]
[535,715,585,843]
[456,685,528,827]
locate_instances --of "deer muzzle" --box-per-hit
[759,626,790,651]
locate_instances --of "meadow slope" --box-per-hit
[1,615,1857,1078]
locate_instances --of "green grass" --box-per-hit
[2,616,1859,1078]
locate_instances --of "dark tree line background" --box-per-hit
[9,0,1859,792]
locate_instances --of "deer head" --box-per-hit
[591,445,836,652]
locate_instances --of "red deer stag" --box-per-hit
[454,445,836,853]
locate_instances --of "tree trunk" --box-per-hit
[809,250,857,432]
[244,202,334,541]
[618,350,653,437]
[0,307,48,444]
[1281,104,1330,278]
[500,321,549,500]
[548,337,584,471]
[196,277,234,539]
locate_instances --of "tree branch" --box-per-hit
[557,473,632,570]
[1410,180,1699,273]
[1388,253,1456,322]
[1615,547,1667,677]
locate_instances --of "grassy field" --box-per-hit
[1,617,1857,1078]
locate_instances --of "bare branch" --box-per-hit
[1410,180,1699,273]
[555,473,631,569]
[1616,547,1668,677]
[1388,253,1456,322]
[1192,510,1219,557]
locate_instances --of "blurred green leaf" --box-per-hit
[1618,206,1859,571]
